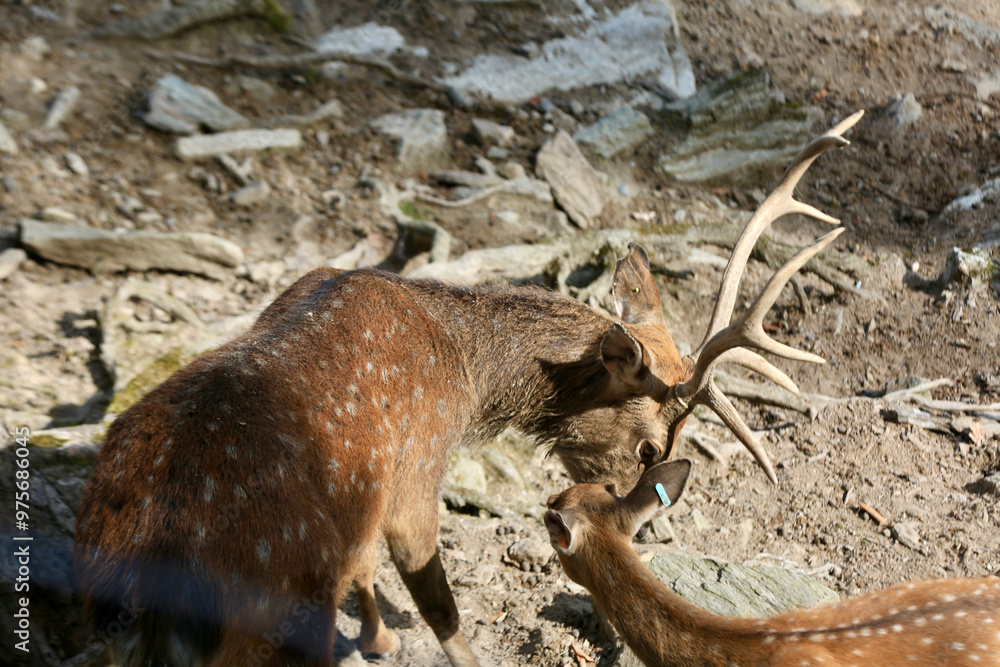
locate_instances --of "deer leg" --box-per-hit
[384,497,479,667]
[354,547,400,657]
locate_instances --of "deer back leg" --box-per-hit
[383,487,479,667]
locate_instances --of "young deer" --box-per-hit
[545,460,1000,667]
[74,111,864,667]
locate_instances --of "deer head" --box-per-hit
[551,111,864,490]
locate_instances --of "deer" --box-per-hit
[73,110,865,667]
[545,458,1000,667]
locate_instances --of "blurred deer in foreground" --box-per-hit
[74,112,864,666]
[545,459,1000,667]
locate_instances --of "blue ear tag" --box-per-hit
[654,482,671,507]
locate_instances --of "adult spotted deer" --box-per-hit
[545,459,1000,667]
[74,111,864,666]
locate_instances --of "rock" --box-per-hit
[145,74,250,134]
[0,434,102,664]
[315,22,406,56]
[535,130,613,229]
[232,75,276,103]
[507,538,552,572]
[573,106,654,159]
[474,156,497,177]
[790,0,861,15]
[614,553,839,666]
[649,515,676,542]
[20,35,51,60]
[975,71,1000,101]
[943,179,1000,214]
[247,259,286,287]
[486,146,509,160]
[19,219,244,280]
[447,454,488,495]
[43,86,80,130]
[660,69,818,184]
[891,521,922,551]
[979,473,1000,496]
[175,128,302,160]
[0,121,18,155]
[939,246,996,286]
[885,92,922,128]
[40,206,78,222]
[442,2,694,104]
[471,118,515,147]
[497,162,526,180]
[370,109,450,175]
[494,211,520,225]
[228,179,272,206]
[0,248,27,280]
[65,151,89,176]
[0,178,18,192]
[0,109,30,131]
[691,508,713,532]
[482,449,524,488]
[432,170,504,188]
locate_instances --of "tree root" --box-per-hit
[150,47,449,97]
[90,0,290,41]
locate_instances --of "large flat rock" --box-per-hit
[441,1,694,104]
[535,131,614,229]
[19,219,244,280]
[615,552,839,666]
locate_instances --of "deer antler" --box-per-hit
[675,110,865,484]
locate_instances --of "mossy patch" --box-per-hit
[107,347,192,415]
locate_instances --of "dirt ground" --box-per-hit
[1,0,999,665]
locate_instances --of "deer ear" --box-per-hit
[545,509,580,554]
[612,243,665,326]
[601,323,646,386]
[620,459,691,530]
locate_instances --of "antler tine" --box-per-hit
[693,110,865,359]
[678,226,843,406]
[704,382,778,483]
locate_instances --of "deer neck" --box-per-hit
[416,282,612,439]
[581,534,754,667]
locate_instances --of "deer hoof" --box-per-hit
[361,627,400,658]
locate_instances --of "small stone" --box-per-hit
[507,538,552,572]
[370,109,450,175]
[447,455,488,495]
[650,515,676,542]
[474,156,497,177]
[0,121,18,155]
[535,130,613,229]
[891,521,921,550]
[248,260,286,287]
[234,75,276,103]
[494,211,520,225]
[65,152,89,176]
[482,449,524,487]
[885,92,921,128]
[135,211,163,226]
[486,146,508,160]
[40,206,78,222]
[569,100,585,118]
[542,123,555,133]
[1,178,19,192]
[618,184,631,197]
[0,248,28,281]
[228,180,272,207]
[573,105,654,159]
[145,74,250,134]
[691,508,713,532]
[497,162,526,180]
[175,129,302,160]
[0,109,31,131]
[43,86,81,130]
[20,36,51,61]
[471,118,515,147]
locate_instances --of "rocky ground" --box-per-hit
[0,0,999,665]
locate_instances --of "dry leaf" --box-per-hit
[571,641,597,667]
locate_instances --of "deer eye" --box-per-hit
[639,440,661,465]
